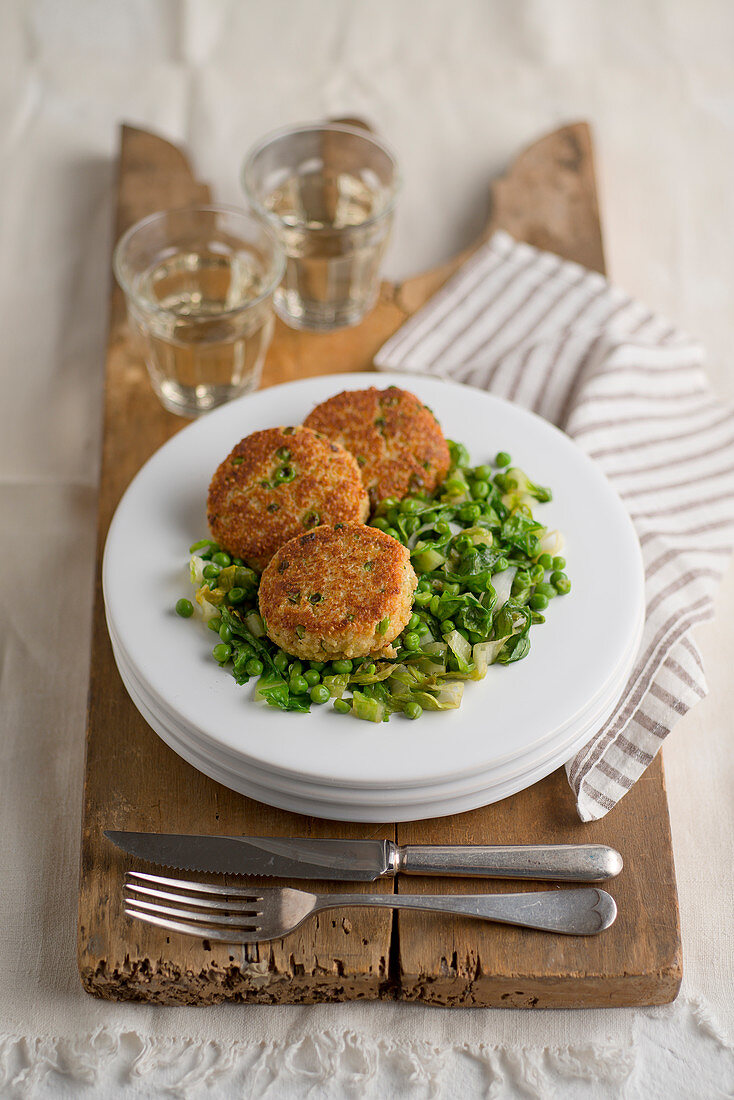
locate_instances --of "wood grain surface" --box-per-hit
[77,121,681,1006]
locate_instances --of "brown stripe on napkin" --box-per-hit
[375,230,734,821]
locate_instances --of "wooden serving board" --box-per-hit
[77,121,681,1007]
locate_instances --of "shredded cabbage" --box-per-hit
[181,438,569,723]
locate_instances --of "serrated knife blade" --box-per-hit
[104,831,393,881]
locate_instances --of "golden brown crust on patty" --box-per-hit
[259,523,418,660]
[303,386,450,507]
[207,426,369,571]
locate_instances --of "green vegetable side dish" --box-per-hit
[177,440,570,722]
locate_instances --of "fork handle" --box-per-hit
[313,888,616,935]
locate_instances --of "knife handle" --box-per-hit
[395,844,622,882]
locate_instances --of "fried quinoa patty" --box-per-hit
[303,385,451,507]
[207,426,369,571]
[259,523,418,660]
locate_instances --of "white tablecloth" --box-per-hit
[1,2,732,1096]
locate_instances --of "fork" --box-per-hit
[123,871,616,940]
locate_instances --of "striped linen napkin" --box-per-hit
[375,230,734,821]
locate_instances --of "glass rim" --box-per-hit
[240,121,402,234]
[113,203,286,321]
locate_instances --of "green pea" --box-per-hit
[459,502,482,523]
[212,643,231,663]
[416,577,432,592]
[408,612,421,631]
[380,497,399,512]
[362,662,376,675]
[289,673,308,695]
[444,478,465,496]
[273,651,289,672]
[534,581,557,599]
[554,574,571,595]
[440,619,455,634]
[371,516,389,531]
[495,451,511,467]
[275,446,291,461]
[275,465,296,483]
[212,551,231,568]
[304,669,321,687]
[404,631,421,650]
[493,557,509,573]
[202,562,221,580]
[529,593,549,611]
[232,557,244,566]
[288,660,303,675]
[384,527,400,541]
[332,659,353,674]
[310,684,330,705]
[175,598,194,618]
[377,617,390,635]
[435,520,451,536]
[473,465,493,480]
[428,594,440,616]
[207,617,222,632]
[218,622,233,643]
[470,480,490,500]
[309,660,325,670]
[246,658,264,677]
[528,563,544,584]
[226,586,245,605]
[404,701,423,720]
[423,510,438,524]
[455,534,473,552]
[400,497,423,514]
[538,553,553,570]
[415,620,430,637]
[494,473,508,492]
[387,507,401,527]
[552,556,566,571]
[333,698,351,714]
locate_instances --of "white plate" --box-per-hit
[107,586,642,792]
[112,638,633,823]
[109,600,643,805]
[104,373,645,793]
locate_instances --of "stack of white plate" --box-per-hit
[104,373,645,823]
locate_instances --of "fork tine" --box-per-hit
[125,908,265,944]
[125,881,262,911]
[127,897,260,929]
[126,871,262,898]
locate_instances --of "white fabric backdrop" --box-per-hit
[0,1,732,1096]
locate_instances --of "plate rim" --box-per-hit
[103,371,646,787]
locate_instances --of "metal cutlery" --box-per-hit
[105,831,623,882]
[123,871,617,941]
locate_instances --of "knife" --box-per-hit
[104,831,622,882]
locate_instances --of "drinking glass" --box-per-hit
[114,205,284,417]
[241,123,400,331]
